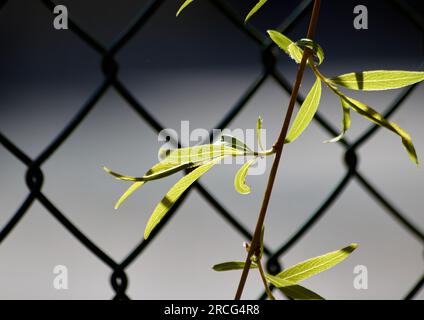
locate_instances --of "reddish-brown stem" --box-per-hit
[234,0,322,300]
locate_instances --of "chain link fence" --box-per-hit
[0,0,423,299]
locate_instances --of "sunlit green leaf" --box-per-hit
[331,70,424,91]
[285,78,322,143]
[103,162,194,182]
[295,38,325,66]
[164,145,246,164]
[144,156,224,239]
[339,94,418,164]
[245,0,267,23]
[234,158,257,195]
[219,135,253,154]
[176,0,194,17]
[267,30,303,64]
[114,181,145,210]
[256,116,266,151]
[266,275,324,300]
[213,261,258,272]
[276,243,358,283]
[324,98,351,143]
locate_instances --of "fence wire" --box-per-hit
[0,0,423,300]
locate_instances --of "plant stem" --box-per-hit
[234,0,322,300]
[257,260,276,300]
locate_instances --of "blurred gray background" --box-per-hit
[0,0,423,299]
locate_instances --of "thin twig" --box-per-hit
[257,259,276,300]
[234,0,322,300]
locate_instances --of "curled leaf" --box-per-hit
[245,0,267,23]
[331,70,424,91]
[285,78,322,143]
[276,243,358,283]
[295,38,325,66]
[324,98,351,143]
[234,158,257,195]
[144,156,224,239]
[176,0,194,17]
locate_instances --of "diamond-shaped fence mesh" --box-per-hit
[0,0,423,300]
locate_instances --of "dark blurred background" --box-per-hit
[0,0,423,299]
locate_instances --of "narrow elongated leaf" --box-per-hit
[267,30,303,63]
[285,78,322,143]
[339,94,418,164]
[144,157,224,239]
[164,145,246,164]
[324,98,351,143]
[266,275,324,300]
[267,30,293,53]
[245,0,267,22]
[176,0,194,17]
[256,117,266,151]
[103,162,194,182]
[105,145,242,183]
[331,70,424,91]
[234,158,257,195]
[213,261,258,272]
[287,43,304,64]
[114,181,145,210]
[276,243,358,283]
[219,135,253,153]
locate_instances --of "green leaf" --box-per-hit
[213,261,258,272]
[245,0,267,23]
[331,70,424,91]
[267,30,293,53]
[275,243,358,283]
[234,158,257,195]
[103,162,194,182]
[144,156,224,239]
[219,135,253,154]
[339,94,419,164]
[256,116,266,151]
[324,98,351,143]
[163,145,246,164]
[265,275,324,300]
[267,30,303,64]
[295,38,325,66]
[176,0,194,17]
[114,182,145,210]
[285,78,322,143]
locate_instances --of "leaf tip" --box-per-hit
[103,166,112,174]
[143,230,150,240]
[266,29,275,37]
[347,243,359,252]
